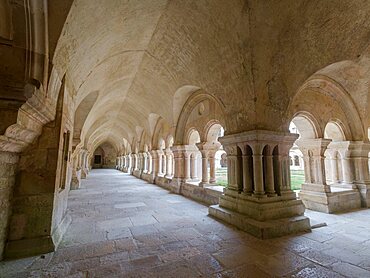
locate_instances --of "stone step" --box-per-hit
[208,205,311,239]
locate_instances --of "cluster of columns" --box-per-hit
[297,139,370,210]
[208,130,311,239]
[220,131,296,199]
[117,148,175,180]
[117,143,224,188]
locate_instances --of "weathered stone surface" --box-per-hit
[1,170,369,277]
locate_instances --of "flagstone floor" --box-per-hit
[1,169,370,277]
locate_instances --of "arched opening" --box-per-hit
[289,115,318,192]
[205,124,227,186]
[92,142,117,169]
[158,138,166,177]
[324,121,347,186]
[187,129,202,182]
[165,135,174,178]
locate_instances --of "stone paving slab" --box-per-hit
[1,169,370,277]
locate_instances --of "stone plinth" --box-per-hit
[210,189,310,239]
[299,184,362,213]
[209,130,311,239]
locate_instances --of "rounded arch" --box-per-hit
[186,128,201,145]
[166,134,174,148]
[290,112,321,139]
[172,85,201,126]
[324,120,347,141]
[203,120,224,143]
[287,74,364,141]
[174,90,227,145]
[158,137,166,150]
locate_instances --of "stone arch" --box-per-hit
[166,134,174,148]
[73,91,99,147]
[174,90,227,145]
[204,121,224,143]
[172,85,201,127]
[290,112,321,139]
[324,120,347,141]
[287,74,364,141]
[186,128,201,145]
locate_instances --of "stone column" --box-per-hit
[150,150,159,180]
[209,152,216,184]
[200,150,209,187]
[296,139,331,192]
[239,144,253,194]
[165,150,172,178]
[295,139,363,213]
[81,150,88,179]
[156,151,163,176]
[210,130,310,239]
[143,152,148,173]
[343,142,370,207]
[265,151,276,196]
[329,152,339,184]
[184,152,191,181]
[222,145,239,191]
[250,143,265,197]
[190,153,198,180]
[147,152,152,174]
[127,154,132,173]
[170,145,187,193]
[162,154,166,177]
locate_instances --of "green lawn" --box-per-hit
[214,168,305,190]
[215,168,228,187]
[291,170,305,191]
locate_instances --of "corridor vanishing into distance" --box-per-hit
[1,169,370,277]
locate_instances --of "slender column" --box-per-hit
[209,152,216,184]
[190,153,197,180]
[134,154,138,170]
[296,139,331,192]
[241,148,253,194]
[341,157,353,184]
[147,152,152,174]
[157,151,163,176]
[142,153,147,173]
[200,150,209,186]
[165,150,172,178]
[330,154,338,183]
[252,150,265,196]
[223,145,238,191]
[302,153,312,183]
[184,152,191,181]
[265,154,276,196]
[162,154,166,176]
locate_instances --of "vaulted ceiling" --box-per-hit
[52,0,370,153]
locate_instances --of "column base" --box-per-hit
[141,172,155,183]
[133,169,142,178]
[299,183,362,213]
[209,205,310,239]
[70,169,81,190]
[155,176,173,191]
[81,168,88,179]
[209,189,311,239]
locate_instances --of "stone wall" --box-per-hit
[0,152,18,261]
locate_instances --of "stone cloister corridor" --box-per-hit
[1,169,370,277]
[2,1,370,277]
